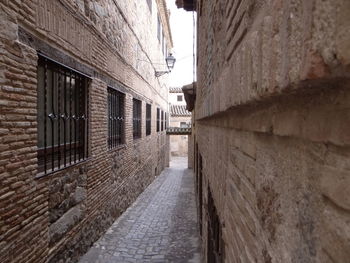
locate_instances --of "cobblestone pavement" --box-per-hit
[79,157,201,263]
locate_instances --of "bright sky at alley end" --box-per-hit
[167,0,196,88]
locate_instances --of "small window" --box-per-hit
[133,99,142,139]
[161,110,164,131]
[157,108,160,132]
[146,0,152,13]
[108,88,124,149]
[177,95,183,101]
[146,103,151,136]
[157,15,161,42]
[37,55,89,175]
[162,32,165,55]
[180,122,187,128]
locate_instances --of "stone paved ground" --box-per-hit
[79,157,201,263]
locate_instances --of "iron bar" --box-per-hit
[69,70,73,165]
[44,58,48,174]
[57,68,61,169]
[74,72,78,163]
[63,70,67,167]
[51,65,55,172]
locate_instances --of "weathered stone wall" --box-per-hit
[193,0,350,262]
[0,0,171,262]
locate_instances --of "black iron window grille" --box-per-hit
[133,99,142,139]
[161,110,164,131]
[207,188,224,263]
[37,55,89,175]
[108,87,124,149]
[157,108,160,132]
[146,103,151,136]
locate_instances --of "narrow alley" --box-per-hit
[79,157,201,263]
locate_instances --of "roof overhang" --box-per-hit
[175,0,196,11]
[182,82,196,112]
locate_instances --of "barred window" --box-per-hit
[108,88,124,149]
[37,55,89,175]
[157,108,160,132]
[146,0,152,12]
[133,99,142,139]
[161,110,164,131]
[146,103,151,136]
[157,15,161,42]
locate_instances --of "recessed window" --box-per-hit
[177,95,183,101]
[161,110,164,131]
[157,15,161,42]
[164,112,167,129]
[146,0,152,13]
[157,108,160,132]
[37,55,89,175]
[108,88,124,149]
[133,99,142,139]
[180,122,187,128]
[146,103,151,136]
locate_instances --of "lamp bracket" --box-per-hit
[155,70,170,77]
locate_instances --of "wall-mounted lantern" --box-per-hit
[155,53,176,77]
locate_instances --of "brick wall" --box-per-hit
[193,0,350,262]
[0,0,171,262]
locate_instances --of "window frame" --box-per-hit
[108,87,125,149]
[157,108,160,132]
[146,103,152,136]
[133,98,142,139]
[161,110,164,131]
[37,54,90,176]
[157,14,161,42]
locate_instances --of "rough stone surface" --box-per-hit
[190,0,350,262]
[79,157,201,263]
[0,0,172,262]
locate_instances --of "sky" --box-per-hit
[167,0,196,88]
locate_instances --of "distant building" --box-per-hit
[169,87,191,157]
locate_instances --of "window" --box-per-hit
[162,33,165,55]
[157,108,160,132]
[108,88,124,149]
[180,122,187,128]
[207,188,224,263]
[161,110,164,131]
[165,112,167,129]
[146,0,152,12]
[37,55,89,175]
[133,99,142,139]
[177,95,183,101]
[157,15,161,42]
[146,103,151,136]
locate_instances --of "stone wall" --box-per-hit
[193,0,350,262]
[0,0,171,262]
